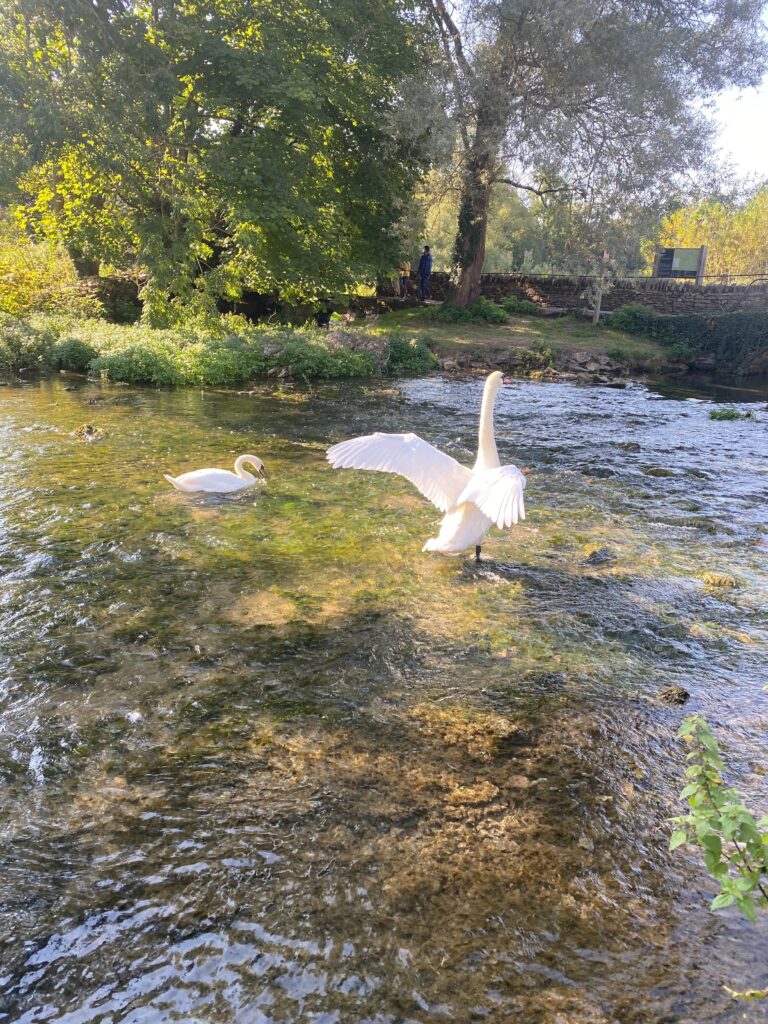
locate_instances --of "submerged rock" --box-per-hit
[583,547,615,567]
[72,423,102,442]
[701,571,740,590]
[657,686,690,706]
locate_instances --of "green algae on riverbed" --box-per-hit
[0,375,766,1023]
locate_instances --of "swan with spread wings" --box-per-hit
[326,371,526,560]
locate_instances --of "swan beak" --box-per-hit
[521,466,531,475]
[258,465,267,479]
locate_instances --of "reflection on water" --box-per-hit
[0,375,766,1023]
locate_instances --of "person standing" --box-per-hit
[398,257,411,298]
[417,245,432,301]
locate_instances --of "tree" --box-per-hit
[655,185,768,281]
[426,0,768,304]
[0,0,429,323]
[414,170,545,271]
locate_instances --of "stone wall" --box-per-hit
[405,272,768,315]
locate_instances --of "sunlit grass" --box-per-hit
[371,307,667,368]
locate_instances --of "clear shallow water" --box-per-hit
[0,374,766,1023]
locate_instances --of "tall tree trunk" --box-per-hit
[452,151,493,306]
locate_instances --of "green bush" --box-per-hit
[610,305,768,376]
[1,314,441,385]
[610,303,658,333]
[515,340,554,372]
[385,332,437,374]
[432,297,509,325]
[0,312,56,374]
[665,341,697,363]
[0,219,104,319]
[500,295,540,316]
[52,337,100,373]
[264,336,375,379]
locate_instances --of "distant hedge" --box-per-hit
[609,304,768,376]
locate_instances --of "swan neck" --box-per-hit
[475,380,500,469]
[235,455,259,480]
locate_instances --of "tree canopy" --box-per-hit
[656,186,768,281]
[0,0,428,323]
[427,0,768,302]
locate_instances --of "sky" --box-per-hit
[714,81,768,180]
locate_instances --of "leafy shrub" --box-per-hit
[90,342,183,387]
[515,340,554,372]
[610,305,768,376]
[264,336,375,379]
[665,341,697,363]
[606,345,632,363]
[671,715,768,925]
[500,296,540,316]
[0,313,56,374]
[0,219,104,319]
[52,337,100,373]
[610,303,658,333]
[432,297,509,325]
[6,315,436,385]
[385,332,437,373]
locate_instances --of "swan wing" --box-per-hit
[327,432,471,512]
[454,464,526,529]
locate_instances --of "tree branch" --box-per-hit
[426,0,475,87]
[496,177,582,198]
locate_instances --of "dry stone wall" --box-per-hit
[413,273,768,315]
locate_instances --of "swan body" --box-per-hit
[327,371,526,557]
[164,454,266,493]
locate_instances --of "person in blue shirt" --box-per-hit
[417,246,432,301]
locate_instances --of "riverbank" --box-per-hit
[2,306,762,388]
[0,307,673,388]
[371,306,673,380]
[0,313,435,386]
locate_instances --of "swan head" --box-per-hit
[486,370,503,392]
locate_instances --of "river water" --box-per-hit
[0,374,766,1023]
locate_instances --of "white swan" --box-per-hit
[327,371,526,560]
[163,454,266,493]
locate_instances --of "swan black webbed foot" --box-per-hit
[475,545,482,563]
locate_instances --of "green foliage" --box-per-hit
[385,332,437,373]
[610,304,658,333]
[606,344,631,363]
[665,341,697,363]
[500,296,540,316]
[263,336,375,380]
[670,715,768,925]
[432,298,509,325]
[14,314,427,385]
[709,407,742,421]
[656,186,768,279]
[515,339,554,372]
[0,0,429,321]
[0,312,56,374]
[53,337,99,373]
[610,305,768,376]
[0,219,103,319]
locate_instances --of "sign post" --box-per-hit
[653,245,708,284]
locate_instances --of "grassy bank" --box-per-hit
[0,313,436,386]
[0,302,670,389]
[371,306,669,373]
